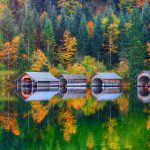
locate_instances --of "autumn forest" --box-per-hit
[0,0,149,85]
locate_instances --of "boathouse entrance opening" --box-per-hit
[93,78,103,86]
[139,76,150,86]
[60,78,67,87]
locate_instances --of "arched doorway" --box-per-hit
[92,78,103,86]
[139,76,150,86]
[60,78,67,87]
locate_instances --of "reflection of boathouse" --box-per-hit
[92,87,122,101]
[137,87,150,103]
[59,87,86,99]
[92,72,122,87]
[16,72,59,87]
[16,87,59,101]
[137,71,150,87]
[59,74,87,87]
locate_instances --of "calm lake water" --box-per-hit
[0,87,150,150]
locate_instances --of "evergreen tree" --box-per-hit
[16,37,30,73]
[142,2,150,30]
[43,17,56,60]
[83,4,93,22]
[58,7,67,41]
[0,9,17,41]
[34,9,41,48]
[77,14,89,55]
[91,16,103,60]
[50,5,58,34]
[22,9,36,60]
[71,5,82,36]
[125,8,147,85]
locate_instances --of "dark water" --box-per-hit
[0,87,150,150]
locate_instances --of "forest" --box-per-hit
[0,0,149,85]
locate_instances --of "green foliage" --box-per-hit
[43,17,56,54]
[125,8,147,85]
[0,9,17,41]
[23,9,36,59]
[77,14,89,55]
[91,16,103,59]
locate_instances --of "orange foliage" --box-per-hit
[117,95,129,114]
[40,11,48,22]
[0,112,20,136]
[87,21,94,37]
[67,98,86,110]
[0,2,6,17]
[0,36,20,68]
[31,101,49,123]
[136,0,149,7]
[63,109,77,141]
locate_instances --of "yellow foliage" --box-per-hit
[0,36,20,68]
[0,2,6,18]
[31,49,50,71]
[66,63,86,74]
[117,95,129,114]
[49,65,60,77]
[58,30,77,65]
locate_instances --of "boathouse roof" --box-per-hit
[60,74,86,80]
[17,72,59,82]
[95,72,122,80]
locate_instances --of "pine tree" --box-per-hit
[142,2,150,29]
[125,8,147,85]
[58,7,67,41]
[77,14,89,55]
[83,4,93,22]
[22,9,36,60]
[0,9,17,41]
[91,16,103,60]
[50,5,58,34]
[43,17,56,60]
[71,5,82,36]
[16,37,30,73]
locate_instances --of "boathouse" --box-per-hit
[59,74,87,87]
[92,72,122,87]
[137,71,150,87]
[16,72,59,87]
[92,87,122,101]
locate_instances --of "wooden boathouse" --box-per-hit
[92,72,122,87]
[137,71,150,87]
[16,72,59,87]
[59,74,87,87]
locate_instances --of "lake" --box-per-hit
[0,86,150,150]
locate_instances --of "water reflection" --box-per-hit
[0,87,150,149]
[137,87,150,103]
[59,87,86,99]
[92,87,122,101]
[16,87,59,101]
